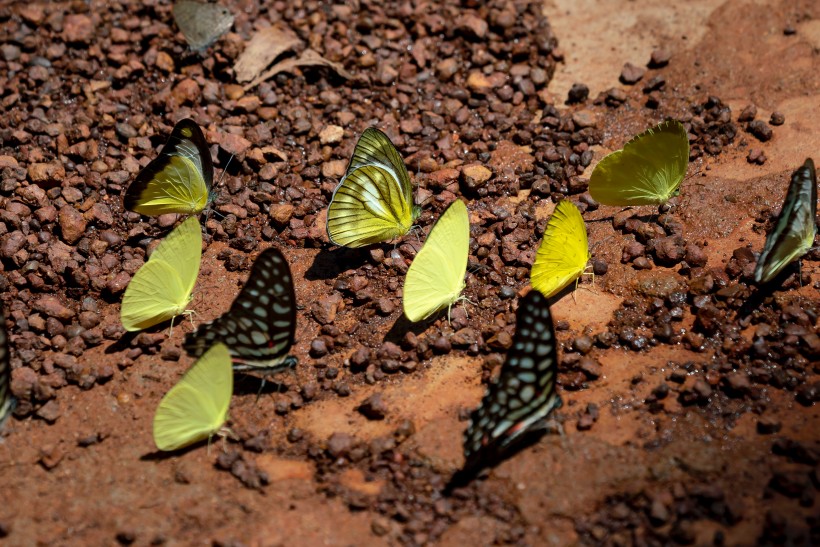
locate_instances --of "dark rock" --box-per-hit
[648,49,671,68]
[309,338,328,357]
[756,416,781,434]
[567,83,589,104]
[326,432,354,458]
[357,393,388,420]
[738,104,757,122]
[578,357,602,379]
[619,62,645,84]
[747,120,773,142]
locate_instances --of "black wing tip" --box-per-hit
[799,157,816,176]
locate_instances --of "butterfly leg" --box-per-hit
[579,266,597,296]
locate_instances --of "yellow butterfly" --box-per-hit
[121,217,202,331]
[589,120,689,206]
[530,200,591,298]
[755,158,817,283]
[326,128,420,247]
[403,200,469,322]
[153,342,233,451]
[124,118,214,216]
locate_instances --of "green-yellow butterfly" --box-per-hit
[589,120,689,206]
[124,118,214,216]
[531,200,591,298]
[153,342,233,451]
[403,199,469,322]
[121,216,202,332]
[755,158,817,283]
[326,128,421,247]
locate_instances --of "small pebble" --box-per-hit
[619,62,645,85]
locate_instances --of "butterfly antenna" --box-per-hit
[217,154,235,187]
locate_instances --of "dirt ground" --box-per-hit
[0,0,818,546]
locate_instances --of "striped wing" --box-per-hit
[326,128,419,247]
[0,304,14,429]
[184,248,297,373]
[531,200,591,298]
[462,290,562,475]
[755,158,818,283]
[124,118,213,216]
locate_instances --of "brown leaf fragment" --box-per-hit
[244,49,354,90]
[234,25,303,83]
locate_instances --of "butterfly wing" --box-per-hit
[121,261,191,332]
[589,120,690,206]
[153,343,233,451]
[148,217,202,299]
[403,200,470,322]
[184,248,297,372]
[326,128,418,247]
[0,304,15,430]
[531,200,591,298]
[124,119,213,216]
[120,218,202,332]
[172,0,235,52]
[462,290,562,475]
[755,158,818,283]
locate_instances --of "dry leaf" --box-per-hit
[234,25,303,83]
[244,49,354,91]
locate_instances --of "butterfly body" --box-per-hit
[403,200,470,322]
[184,248,297,374]
[589,120,689,206]
[121,217,202,332]
[327,128,420,248]
[531,200,590,298]
[153,343,233,451]
[755,158,817,283]
[125,119,214,216]
[462,290,562,476]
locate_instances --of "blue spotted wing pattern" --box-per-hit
[462,290,562,475]
[184,248,297,374]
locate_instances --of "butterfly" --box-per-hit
[403,199,470,322]
[184,247,298,374]
[124,118,214,216]
[589,120,690,206]
[531,200,591,298]
[121,216,202,332]
[461,290,562,476]
[153,342,233,451]
[755,158,817,283]
[326,127,421,248]
[0,303,15,430]
[172,0,235,53]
